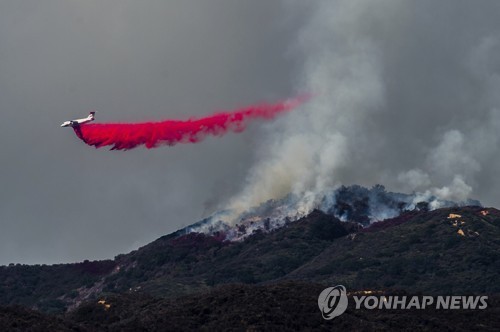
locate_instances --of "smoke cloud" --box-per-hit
[2,0,500,264]
[73,96,308,150]
[224,0,500,219]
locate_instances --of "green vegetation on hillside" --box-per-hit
[0,206,498,316]
[0,260,115,313]
[287,206,500,294]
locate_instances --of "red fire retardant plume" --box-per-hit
[73,95,309,150]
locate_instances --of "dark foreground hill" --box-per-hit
[1,282,499,331]
[0,205,499,330]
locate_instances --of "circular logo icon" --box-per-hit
[318,285,348,320]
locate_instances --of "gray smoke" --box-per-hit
[188,184,480,241]
[1,0,499,264]
[224,0,500,220]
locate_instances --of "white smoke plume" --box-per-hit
[220,0,500,223]
[226,0,386,219]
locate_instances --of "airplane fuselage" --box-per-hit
[61,112,95,127]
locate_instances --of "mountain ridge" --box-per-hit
[0,205,497,313]
[182,185,481,240]
[0,186,498,330]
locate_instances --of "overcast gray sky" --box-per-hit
[0,0,298,265]
[1,1,500,265]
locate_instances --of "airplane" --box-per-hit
[61,111,96,127]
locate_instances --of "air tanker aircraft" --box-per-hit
[61,112,95,127]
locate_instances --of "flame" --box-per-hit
[347,289,383,296]
[457,229,465,236]
[448,214,462,219]
[480,210,489,216]
[98,299,111,310]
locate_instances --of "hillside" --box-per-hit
[103,210,360,297]
[0,205,498,317]
[0,260,115,313]
[286,206,500,294]
[99,206,500,300]
[2,283,499,331]
[68,282,500,332]
[0,305,83,332]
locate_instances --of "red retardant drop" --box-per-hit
[73,95,309,150]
